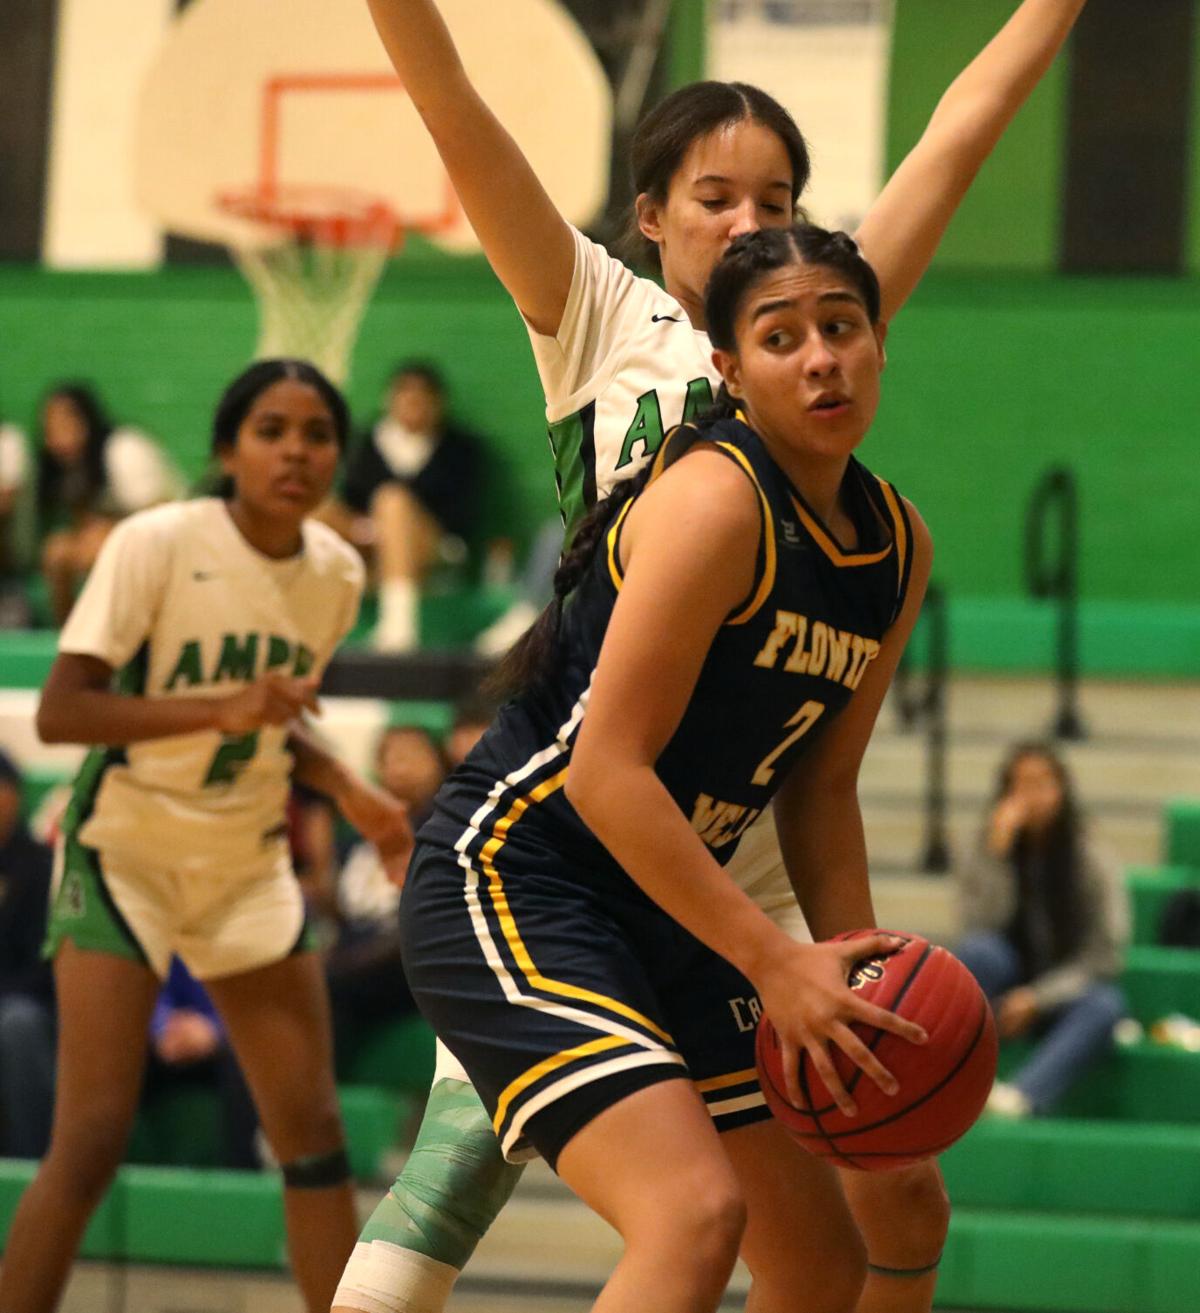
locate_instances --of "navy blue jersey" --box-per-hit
[421,416,914,886]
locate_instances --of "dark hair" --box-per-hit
[706,224,882,353]
[389,360,446,399]
[489,432,707,696]
[210,358,350,455]
[35,382,113,518]
[622,81,810,267]
[993,741,1087,964]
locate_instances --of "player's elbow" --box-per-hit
[564,756,602,821]
[36,698,70,744]
[564,752,625,834]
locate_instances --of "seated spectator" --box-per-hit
[36,383,183,623]
[444,694,500,770]
[0,749,55,1159]
[143,957,259,1170]
[326,725,445,1052]
[324,362,483,653]
[956,741,1128,1118]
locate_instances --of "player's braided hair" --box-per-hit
[706,225,880,353]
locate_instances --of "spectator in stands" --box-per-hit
[324,362,483,653]
[957,741,1128,1117]
[288,783,340,935]
[0,749,55,1158]
[474,516,562,657]
[36,382,183,623]
[143,957,260,1169]
[326,725,445,1046]
[444,694,499,770]
[0,412,33,626]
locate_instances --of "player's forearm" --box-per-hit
[927,0,1087,149]
[36,689,221,746]
[567,762,794,981]
[364,0,573,331]
[365,0,468,114]
[286,723,356,803]
[859,0,1086,320]
[775,784,876,940]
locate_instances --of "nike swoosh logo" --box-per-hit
[651,313,683,324]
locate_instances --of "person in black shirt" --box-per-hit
[330,362,483,652]
[0,749,55,1158]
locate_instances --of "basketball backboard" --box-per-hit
[134,0,612,252]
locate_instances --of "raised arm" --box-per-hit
[365,0,576,334]
[856,0,1088,322]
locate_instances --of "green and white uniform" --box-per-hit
[533,226,722,536]
[47,498,364,980]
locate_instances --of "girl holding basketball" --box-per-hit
[0,360,412,1313]
[336,2,1090,1311]
[384,223,930,1313]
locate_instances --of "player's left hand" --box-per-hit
[336,780,414,888]
[997,986,1038,1038]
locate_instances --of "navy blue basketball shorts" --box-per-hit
[399,833,772,1168]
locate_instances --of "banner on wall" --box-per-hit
[710,0,894,234]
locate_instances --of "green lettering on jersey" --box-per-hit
[292,644,315,678]
[214,633,259,682]
[265,635,292,671]
[164,641,203,691]
[682,377,715,423]
[616,390,665,470]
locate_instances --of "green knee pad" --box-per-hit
[360,1078,524,1270]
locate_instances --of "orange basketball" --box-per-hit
[755,930,997,1170]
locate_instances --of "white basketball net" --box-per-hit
[219,187,400,386]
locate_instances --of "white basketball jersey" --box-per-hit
[526,229,808,928]
[59,499,364,871]
[527,226,721,534]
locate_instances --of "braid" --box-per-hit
[486,466,654,697]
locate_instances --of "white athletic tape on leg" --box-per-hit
[333,1240,459,1313]
[433,1037,470,1085]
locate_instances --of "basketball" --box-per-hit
[755,930,998,1170]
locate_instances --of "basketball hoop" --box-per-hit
[216,184,404,385]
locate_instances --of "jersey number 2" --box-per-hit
[204,731,260,786]
[752,701,825,786]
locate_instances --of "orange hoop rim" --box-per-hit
[215,184,403,250]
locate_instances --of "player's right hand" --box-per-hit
[755,934,927,1119]
[214,674,320,734]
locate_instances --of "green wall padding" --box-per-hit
[861,275,1200,608]
[2,265,1199,626]
[886,0,1070,272]
[1168,799,1200,867]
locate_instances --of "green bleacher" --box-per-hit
[3,799,1199,1312]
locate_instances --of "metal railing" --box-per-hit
[1024,466,1085,739]
[893,582,950,872]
